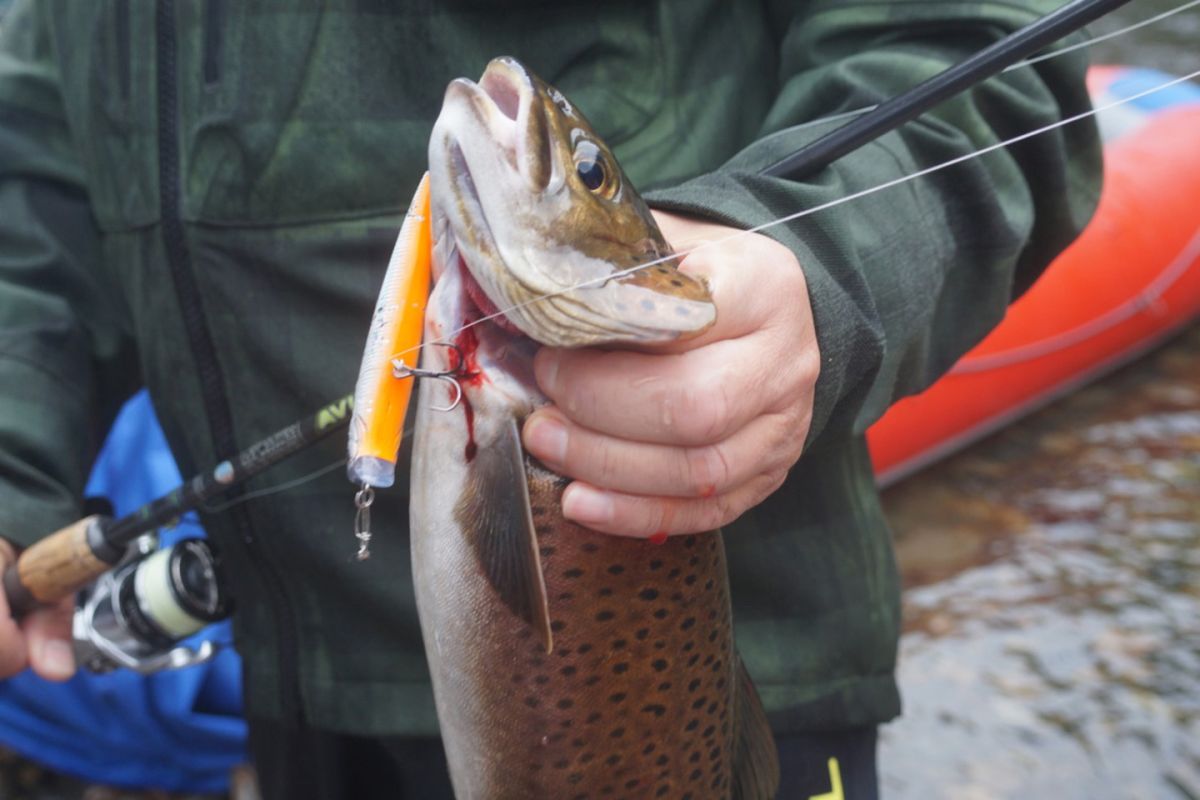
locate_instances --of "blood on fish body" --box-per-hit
[411,57,778,799]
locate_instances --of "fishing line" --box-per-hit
[410,66,1200,360]
[776,0,1200,139]
[198,457,352,513]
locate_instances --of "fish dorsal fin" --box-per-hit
[456,416,553,653]
[732,656,781,800]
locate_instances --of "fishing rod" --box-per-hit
[2,394,354,620]
[764,0,1134,179]
[0,0,1154,630]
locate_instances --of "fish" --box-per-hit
[411,57,779,800]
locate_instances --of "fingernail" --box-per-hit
[563,484,614,525]
[524,413,568,465]
[534,349,561,394]
[40,640,75,680]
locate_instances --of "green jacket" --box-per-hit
[0,1,1099,735]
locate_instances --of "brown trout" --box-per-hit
[411,57,779,800]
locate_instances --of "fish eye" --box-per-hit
[573,140,609,193]
[577,158,606,191]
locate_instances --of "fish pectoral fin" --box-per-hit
[732,655,781,800]
[459,416,553,653]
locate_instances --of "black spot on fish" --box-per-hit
[649,559,663,570]
[612,639,627,650]
[558,698,574,710]
[656,754,670,767]
[586,712,602,724]
[638,588,659,601]
[598,587,614,597]
[561,665,577,677]
[581,752,594,763]
[642,704,667,717]
[613,662,629,675]
[656,785,671,797]
[688,678,701,692]
[692,697,708,710]
[582,542,599,553]
[625,779,640,790]
[690,769,703,781]
[525,696,540,708]
[578,643,593,654]
[681,617,696,630]
[683,641,695,652]
[559,592,574,601]
[535,675,550,685]
[685,574,698,586]
[636,628,650,641]
[689,751,701,763]
[585,676,601,686]
[564,568,584,579]
[553,759,569,769]
[607,564,625,575]
[609,692,626,704]
[595,610,616,622]
[540,546,556,557]
[653,608,669,620]
[703,725,716,738]
[609,727,626,739]
[668,568,681,579]
[605,754,621,767]
[658,681,672,691]
[551,620,567,632]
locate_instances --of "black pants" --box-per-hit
[249,719,877,799]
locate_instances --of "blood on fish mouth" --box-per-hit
[458,253,524,335]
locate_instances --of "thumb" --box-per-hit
[23,596,76,682]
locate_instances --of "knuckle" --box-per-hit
[672,372,733,444]
[683,443,733,496]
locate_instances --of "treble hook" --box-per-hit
[391,342,469,412]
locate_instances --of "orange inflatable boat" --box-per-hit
[868,66,1200,484]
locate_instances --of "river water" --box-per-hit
[879,4,1200,794]
[0,2,1195,799]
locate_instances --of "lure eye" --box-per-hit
[573,140,610,194]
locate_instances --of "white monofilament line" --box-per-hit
[428,65,1200,351]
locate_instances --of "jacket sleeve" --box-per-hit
[0,3,139,546]
[645,0,1103,447]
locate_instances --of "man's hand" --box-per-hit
[522,212,820,538]
[0,538,75,681]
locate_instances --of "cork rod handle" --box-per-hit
[3,516,111,619]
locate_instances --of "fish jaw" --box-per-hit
[428,57,717,348]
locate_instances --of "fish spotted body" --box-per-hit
[411,57,778,800]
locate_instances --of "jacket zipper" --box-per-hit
[155,0,302,724]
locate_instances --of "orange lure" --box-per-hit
[347,173,432,489]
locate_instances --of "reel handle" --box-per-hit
[3,516,117,619]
